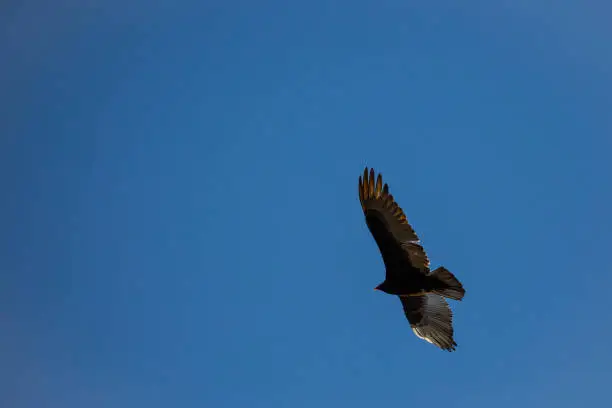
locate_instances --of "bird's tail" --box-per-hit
[430,267,465,301]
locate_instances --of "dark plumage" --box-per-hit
[358,167,465,351]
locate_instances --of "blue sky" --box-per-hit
[2,1,611,407]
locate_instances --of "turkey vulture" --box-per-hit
[358,167,465,351]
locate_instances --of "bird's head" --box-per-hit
[374,281,390,293]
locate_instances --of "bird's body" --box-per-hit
[358,167,466,351]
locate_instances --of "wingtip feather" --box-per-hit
[358,176,364,206]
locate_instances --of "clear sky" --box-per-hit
[2,1,611,407]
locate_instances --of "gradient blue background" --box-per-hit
[2,1,611,407]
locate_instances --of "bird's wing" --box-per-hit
[399,294,457,351]
[358,167,430,273]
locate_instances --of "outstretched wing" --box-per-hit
[400,294,457,351]
[358,167,430,273]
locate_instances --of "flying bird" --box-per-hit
[358,167,465,351]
